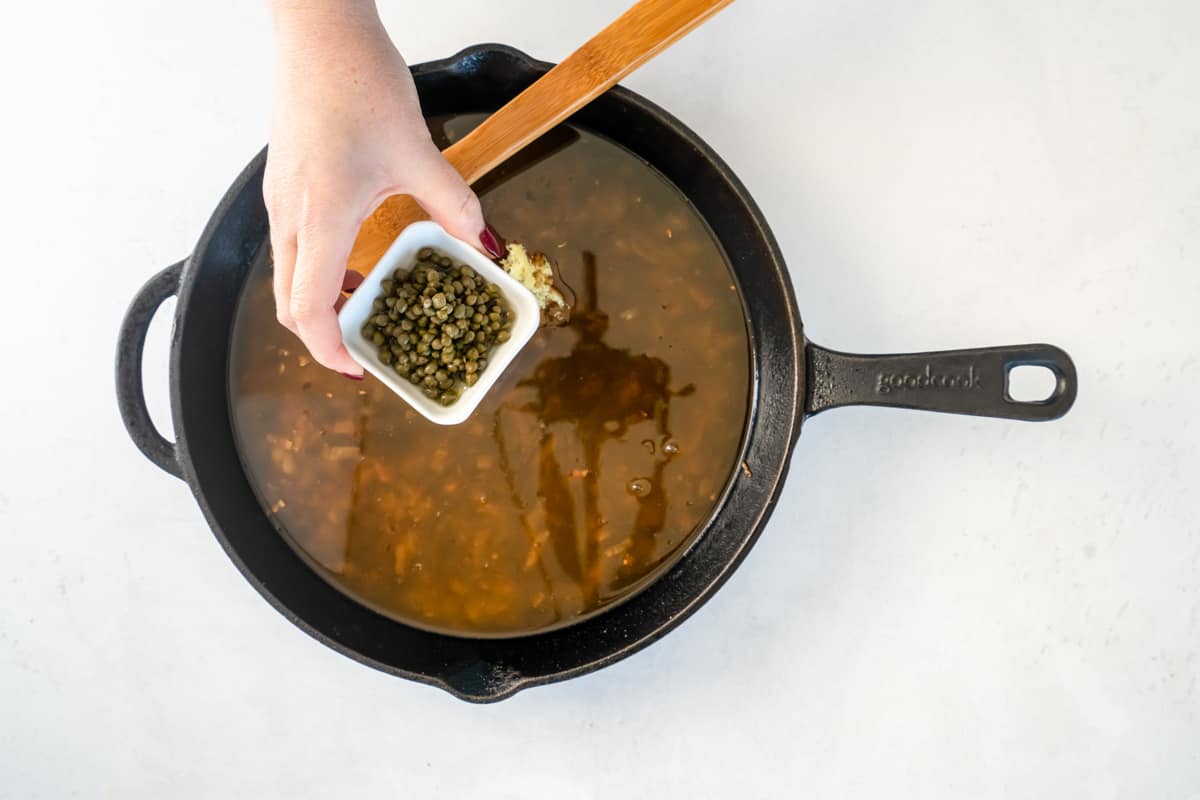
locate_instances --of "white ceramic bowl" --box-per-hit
[338,221,540,425]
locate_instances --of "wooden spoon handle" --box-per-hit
[346,0,734,275]
[445,0,734,183]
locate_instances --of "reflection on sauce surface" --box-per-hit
[229,115,750,635]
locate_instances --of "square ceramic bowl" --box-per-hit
[338,221,540,425]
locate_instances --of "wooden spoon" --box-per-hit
[346,0,735,276]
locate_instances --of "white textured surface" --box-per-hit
[1,1,1198,797]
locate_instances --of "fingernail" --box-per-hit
[479,224,506,259]
[340,372,364,381]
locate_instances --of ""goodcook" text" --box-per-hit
[876,365,981,395]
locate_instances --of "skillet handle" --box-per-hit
[805,342,1077,421]
[116,261,185,479]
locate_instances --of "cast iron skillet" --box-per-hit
[115,45,1077,702]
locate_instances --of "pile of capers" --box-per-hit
[362,247,512,406]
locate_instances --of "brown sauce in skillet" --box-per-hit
[229,114,750,636]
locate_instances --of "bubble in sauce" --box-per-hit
[627,477,653,497]
[662,439,680,456]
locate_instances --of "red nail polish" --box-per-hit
[340,372,364,381]
[479,224,506,259]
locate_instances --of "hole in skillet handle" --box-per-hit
[1005,364,1060,403]
[997,347,1078,416]
[337,221,541,426]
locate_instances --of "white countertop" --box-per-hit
[2,1,1198,796]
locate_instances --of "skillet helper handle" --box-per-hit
[805,342,1077,421]
[116,261,185,479]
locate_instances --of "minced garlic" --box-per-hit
[500,242,569,324]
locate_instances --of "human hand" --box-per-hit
[264,1,504,375]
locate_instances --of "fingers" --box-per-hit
[265,138,500,379]
[406,144,504,258]
[288,204,365,376]
[270,227,298,331]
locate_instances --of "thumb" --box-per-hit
[404,144,504,258]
